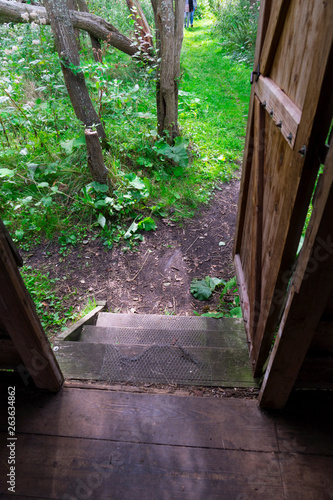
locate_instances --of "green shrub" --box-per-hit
[210,0,260,64]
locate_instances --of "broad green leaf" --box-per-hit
[124,221,138,239]
[91,182,109,193]
[97,213,106,228]
[229,306,242,318]
[0,168,14,178]
[37,182,49,188]
[128,176,146,191]
[190,279,213,300]
[138,217,156,232]
[41,196,52,207]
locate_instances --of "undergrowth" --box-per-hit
[0,7,252,331]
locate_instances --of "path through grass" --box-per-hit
[180,17,251,181]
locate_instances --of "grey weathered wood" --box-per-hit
[57,301,106,340]
[54,341,256,387]
[80,324,249,349]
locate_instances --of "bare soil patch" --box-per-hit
[22,180,240,324]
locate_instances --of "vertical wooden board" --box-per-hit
[270,0,327,110]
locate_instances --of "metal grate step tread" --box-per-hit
[80,325,248,349]
[54,340,256,388]
[96,312,244,332]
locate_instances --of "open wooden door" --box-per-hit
[234,0,333,377]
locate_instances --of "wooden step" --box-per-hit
[96,312,241,332]
[54,340,256,388]
[80,324,248,349]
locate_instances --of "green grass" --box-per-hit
[181,17,250,175]
[146,17,251,217]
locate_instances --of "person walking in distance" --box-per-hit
[190,0,197,28]
[184,0,194,29]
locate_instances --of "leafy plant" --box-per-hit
[191,276,225,300]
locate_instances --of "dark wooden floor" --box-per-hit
[1,379,333,499]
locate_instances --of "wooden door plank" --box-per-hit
[0,387,278,452]
[0,433,284,500]
[0,227,63,391]
[255,76,301,148]
[233,0,272,256]
[253,28,333,376]
[259,145,333,409]
[259,0,290,76]
[251,97,265,337]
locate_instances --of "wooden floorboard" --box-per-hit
[0,386,277,452]
[0,434,285,500]
[1,383,333,499]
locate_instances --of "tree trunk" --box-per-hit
[151,0,185,142]
[126,0,153,53]
[85,129,109,185]
[44,0,106,142]
[0,0,137,57]
[67,0,81,51]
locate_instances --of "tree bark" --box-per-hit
[44,0,106,141]
[85,129,109,185]
[151,0,185,142]
[0,0,137,57]
[126,0,153,53]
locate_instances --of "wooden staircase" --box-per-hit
[54,310,256,387]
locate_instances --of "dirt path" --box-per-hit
[23,179,240,322]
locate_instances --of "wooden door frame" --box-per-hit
[0,220,63,391]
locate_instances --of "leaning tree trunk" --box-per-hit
[44,0,106,142]
[151,0,185,142]
[44,0,109,185]
[126,0,153,53]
